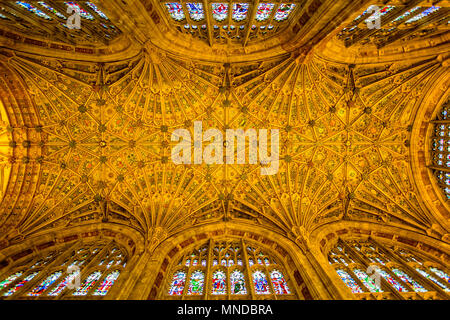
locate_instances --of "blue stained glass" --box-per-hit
[392,6,421,22]
[37,2,66,19]
[212,3,228,21]
[255,3,275,22]
[28,272,62,296]
[336,269,363,293]
[430,267,450,284]
[230,270,247,294]
[363,6,395,24]
[16,1,51,20]
[253,270,271,294]
[73,271,102,296]
[3,272,38,296]
[232,3,249,21]
[405,6,440,24]
[93,270,120,296]
[392,269,427,292]
[47,269,80,296]
[379,270,407,292]
[165,2,185,21]
[0,271,23,290]
[274,4,295,21]
[353,269,383,292]
[187,3,204,21]
[270,270,290,294]
[65,2,94,20]
[86,2,108,19]
[187,270,204,295]
[211,270,226,295]
[168,271,186,295]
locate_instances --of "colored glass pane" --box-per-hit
[93,270,120,296]
[274,4,295,21]
[73,271,102,296]
[165,2,185,21]
[253,270,270,294]
[232,3,249,21]
[336,270,363,293]
[187,270,204,295]
[416,269,449,291]
[3,272,38,296]
[211,270,226,295]
[430,267,450,284]
[362,5,395,24]
[392,269,427,292]
[168,271,186,295]
[230,270,247,294]
[270,270,290,294]
[255,3,275,22]
[187,3,204,21]
[28,271,62,296]
[212,3,228,21]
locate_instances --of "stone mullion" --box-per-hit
[371,239,449,299]
[241,239,255,299]
[340,240,403,299]
[264,257,277,300]
[5,240,79,299]
[243,0,260,46]
[202,0,214,46]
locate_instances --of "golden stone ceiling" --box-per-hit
[0,0,448,248]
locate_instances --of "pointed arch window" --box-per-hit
[165,240,296,299]
[328,239,450,299]
[0,240,129,299]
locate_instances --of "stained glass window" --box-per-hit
[416,269,449,292]
[168,271,186,295]
[211,270,226,295]
[64,2,94,20]
[405,6,440,24]
[253,270,271,294]
[28,272,63,296]
[187,3,204,21]
[93,270,120,296]
[353,269,383,292]
[270,270,290,294]
[3,272,39,296]
[391,269,427,292]
[232,3,249,21]
[336,270,363,293]
[230,270,247,294]
[187,270,204,295]
[430,267,450,285]
[363,5,395,24]
[47,269,80,296]
[0,271,23,290]
[431,99,450,200]
[379,270,407,292]
[73,271,102,296]
[165,2,185,21]
[85,2,109,19]
[212,3,228,22]
[15,1,52,20]
[274,4,295,21]
[255,3,275,22]
[37,1,66,19]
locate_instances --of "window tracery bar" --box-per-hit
[165,239,296,299]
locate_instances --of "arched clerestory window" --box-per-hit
[164,239,297,299]
[328,239,450,300]
[0,240,129,299]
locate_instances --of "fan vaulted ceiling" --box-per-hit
[0,0,448,249]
